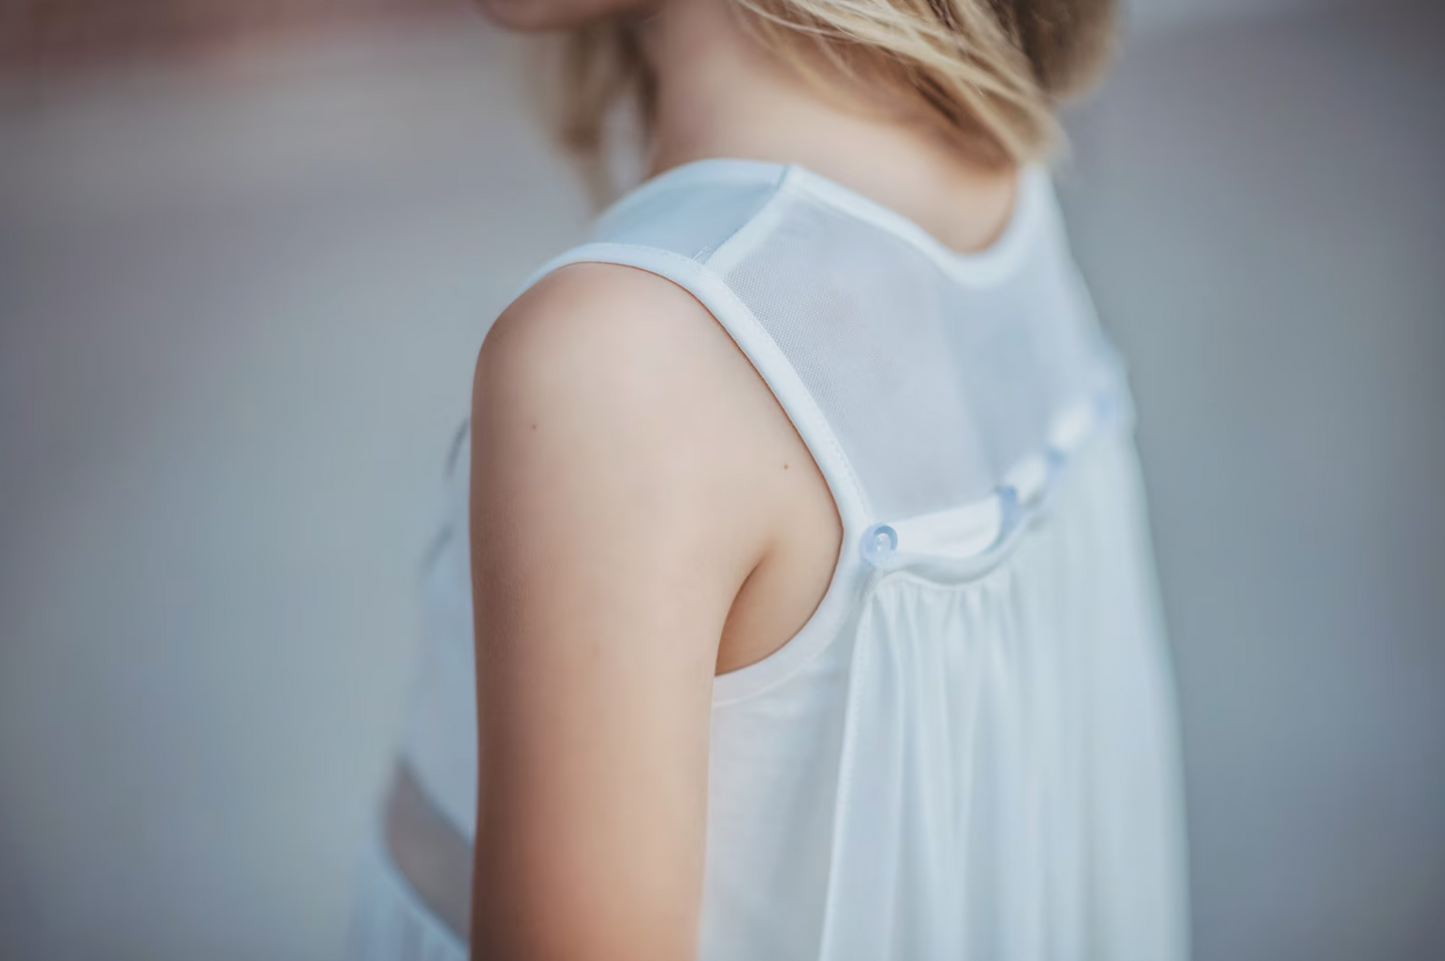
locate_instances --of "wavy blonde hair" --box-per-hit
[546,0,1119,205]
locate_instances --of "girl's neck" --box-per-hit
[636,0,1022,256]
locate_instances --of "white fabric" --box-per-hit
[344,157,1190,961]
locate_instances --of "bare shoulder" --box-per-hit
[476,260,775,442]
[479,260,719,368]
[471,262,799,586]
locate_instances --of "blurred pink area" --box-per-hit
[0,0,465,75]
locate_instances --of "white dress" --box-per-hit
[343,157,1191,961]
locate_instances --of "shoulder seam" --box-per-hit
[699,167,792,275]
[697,165,790,267]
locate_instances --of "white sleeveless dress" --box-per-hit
[343,157,1191,961]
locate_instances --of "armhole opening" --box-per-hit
[513,241,877,706]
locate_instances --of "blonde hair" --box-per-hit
[548,0,1119,204]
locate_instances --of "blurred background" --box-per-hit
[1,0,1440,959]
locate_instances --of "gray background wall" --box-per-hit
[1059,3,1445,956]
[1,1,1441,958]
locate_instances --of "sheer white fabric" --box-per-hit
[343,157,1190,961]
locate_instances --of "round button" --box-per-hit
[860,523,898,565]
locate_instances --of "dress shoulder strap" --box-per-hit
[511,160,878,536]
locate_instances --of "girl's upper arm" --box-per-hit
[467,263,779,961]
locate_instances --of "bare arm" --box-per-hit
[467,263,777,961]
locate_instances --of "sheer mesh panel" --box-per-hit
[720,187,1104,521]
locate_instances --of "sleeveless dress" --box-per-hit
[342,157,1191,961]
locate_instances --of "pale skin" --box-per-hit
[459,0,1023,957]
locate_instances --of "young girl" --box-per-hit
[345,0,1190,958]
